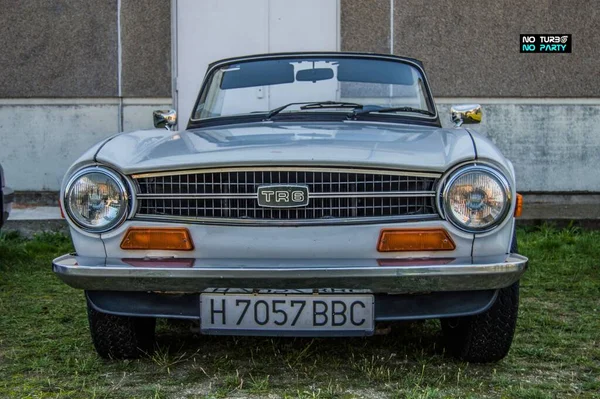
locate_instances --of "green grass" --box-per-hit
[0,226,599,398]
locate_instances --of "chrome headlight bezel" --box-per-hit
[439,164,512,233]
[63,166,131,233]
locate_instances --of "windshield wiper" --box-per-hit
[300,101,363,110]
[264,101,363,120]
[349,105,435,118]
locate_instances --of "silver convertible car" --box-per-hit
[53,52,528,363]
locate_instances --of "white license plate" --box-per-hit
[200,294,374,336]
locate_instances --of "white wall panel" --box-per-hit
[268,1,339,52]
[173,0,340,126]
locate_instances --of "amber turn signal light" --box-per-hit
[514,193,523,217]
[120,227,194,250]
[377,229,456,252]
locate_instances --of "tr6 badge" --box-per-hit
[257,185,309,208]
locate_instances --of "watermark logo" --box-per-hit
[520,34,572,53]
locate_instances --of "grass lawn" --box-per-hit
[0,226,598,398]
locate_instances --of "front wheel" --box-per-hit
[441,281,520,363]
[87,300,156,359]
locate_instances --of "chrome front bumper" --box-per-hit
[53,254,528,294]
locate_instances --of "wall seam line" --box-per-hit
[267,0,271,52]
[337,0,341,51]
[390,0,394,54]
[389,0,394,103]
[117,0,124,132]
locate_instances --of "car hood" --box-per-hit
[96,121,475,175]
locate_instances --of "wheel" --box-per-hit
[441,281,519,362]
[441,227,520,363]
[87,300,156,359]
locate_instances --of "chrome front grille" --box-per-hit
[133,167,440,224]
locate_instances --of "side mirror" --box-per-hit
[451,104,482,127]
[153,109,177,130]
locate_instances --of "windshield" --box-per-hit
[192,56,434,121]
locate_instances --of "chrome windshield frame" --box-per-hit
[187,52,440,128]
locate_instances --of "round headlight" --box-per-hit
[64,167,129,232]
[442,165,511,232]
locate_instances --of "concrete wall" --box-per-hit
[342,0,600,193]
[0,0,119,97]
[436,100,600,192]
[0,0,171,191]
[341,0,600,97]
[121,0,172,97]
[0,0,171,98]
[0,98,170,190]
[0,0,598,194]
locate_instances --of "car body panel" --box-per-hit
[59,136,119,208]
[94,219,474,260]
[467,130,516,188]
[467,130,519,254]
[473,217,516,256]
[95,122,475,175]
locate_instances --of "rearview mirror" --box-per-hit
[451,104,482,127]
[153,109,177,130]
[296,68,334,82]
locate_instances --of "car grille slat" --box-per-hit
[133,167,440,225]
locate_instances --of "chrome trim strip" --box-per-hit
[312,191,436,198]
[132,166,442,179]
[135,191,437,200]
[63,166,131,233]
[53,253,528,293]
[138,193,257,199]
[132,213,440,226]
[133,166,439,225]
[188,53,439,123]
[440,165,512,233]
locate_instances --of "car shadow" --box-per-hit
[151,319,450,371]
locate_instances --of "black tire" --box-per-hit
[441,281,519,362]
[87,300,156,359]
[441,227,520,363]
